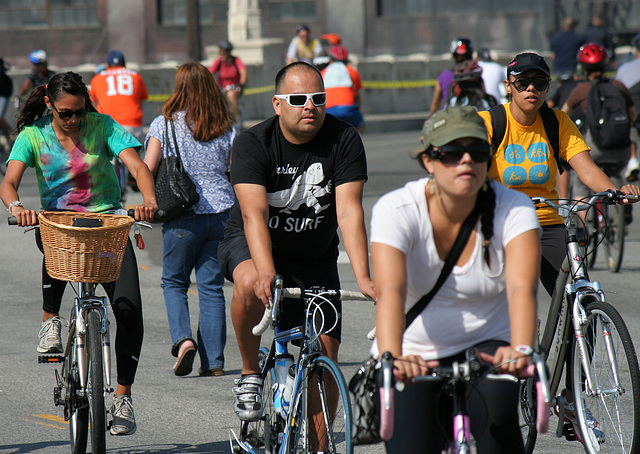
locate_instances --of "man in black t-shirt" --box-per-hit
[219,62,376,422]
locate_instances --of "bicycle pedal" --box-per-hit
[563,422,578,441]
[38,355,64,363]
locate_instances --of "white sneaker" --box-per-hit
[626,158,640,181]
[110,395,136,435]
[37,316,63,353]
[558,398,605,445]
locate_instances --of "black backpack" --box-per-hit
[585,79,631,149]
[489,103,563,174]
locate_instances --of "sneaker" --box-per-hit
[626,158,640,182]
[110,395,136,435]
[233,374,263,421]
[557,397,605,445]
[37,316,63,353]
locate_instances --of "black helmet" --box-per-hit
[453,60,483,84]
[450,38,474,60]
[218,40,233,52]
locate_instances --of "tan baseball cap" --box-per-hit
[412,106,489,158]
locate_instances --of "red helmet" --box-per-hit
[328,45,349,62]
[577,43,608,71]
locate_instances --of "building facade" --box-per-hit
[1,0,639,70]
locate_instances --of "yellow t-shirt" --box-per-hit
[478,103,589,225]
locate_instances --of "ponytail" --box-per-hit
[16,71,96,132]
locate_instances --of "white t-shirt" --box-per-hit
[615,58,640,90]
[478,60,507,104]
[370,178,540,360]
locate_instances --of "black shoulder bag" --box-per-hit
[350,207,480,445]
[154,118,200,222]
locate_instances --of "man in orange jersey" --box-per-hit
[91,50,148,190]
[91,50,148,145]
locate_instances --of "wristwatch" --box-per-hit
[8,200,23,214]
[514,345,533,356]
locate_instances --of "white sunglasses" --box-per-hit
[274,92,327,107]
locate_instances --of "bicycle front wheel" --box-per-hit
[287,356,352,454]
[86,310,106,453]
[66,324,88,454]
[518,377,538,454]
[571,300,640,453]
[604,203,625,273]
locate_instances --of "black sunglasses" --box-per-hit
[511,77,550,92]
[429,142,492,165]
[51,103,88,120]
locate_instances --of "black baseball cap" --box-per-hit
[506,53,550,78]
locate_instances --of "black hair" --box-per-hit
[16,71,97,132]
[274,61,324,94]
[475,181,496,266]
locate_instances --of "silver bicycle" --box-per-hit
[519,191,640,454]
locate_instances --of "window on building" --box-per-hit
[376,0,431,16]
[158,0,227,25]
[0,0,99,29]
[264,0,316,21]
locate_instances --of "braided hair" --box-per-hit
[16,71,97,132]
[474,180,496,266]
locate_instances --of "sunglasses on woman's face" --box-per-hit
[511,77,550,92]
[430,142,492,165]
[274,92,327,107]
[51,103,88,120]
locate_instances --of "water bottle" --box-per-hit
[281,364,296,416]
[273,353,294,416]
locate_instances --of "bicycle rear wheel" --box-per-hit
[604,203,625,273]
[66,325,89,454]
[239,347,279,453]
[287,355,352,454]
[86,310,106,453]
[571,299,640,453]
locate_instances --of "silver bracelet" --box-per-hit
[8,200,23,214]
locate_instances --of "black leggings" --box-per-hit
[36,230,144,387]
[541,224,567,297]
[383,340,524,454]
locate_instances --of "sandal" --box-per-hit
[199,368,225,377]
[173,340,196,376]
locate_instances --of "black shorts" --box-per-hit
[218,233,342,341]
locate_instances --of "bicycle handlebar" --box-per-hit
[8,209,164,226]
[532,191,639,218]
[379,346,551,441]
[251,275,373,336]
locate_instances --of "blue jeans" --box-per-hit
[162,210,229,370]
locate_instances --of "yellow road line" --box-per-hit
[21,415,66,429]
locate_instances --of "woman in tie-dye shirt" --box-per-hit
[0,71,157,435]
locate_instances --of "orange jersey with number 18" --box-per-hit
[90,67,148,127]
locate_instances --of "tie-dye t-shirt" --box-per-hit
[8,112,141,212]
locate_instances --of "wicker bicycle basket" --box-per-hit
[38,211,135,283]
